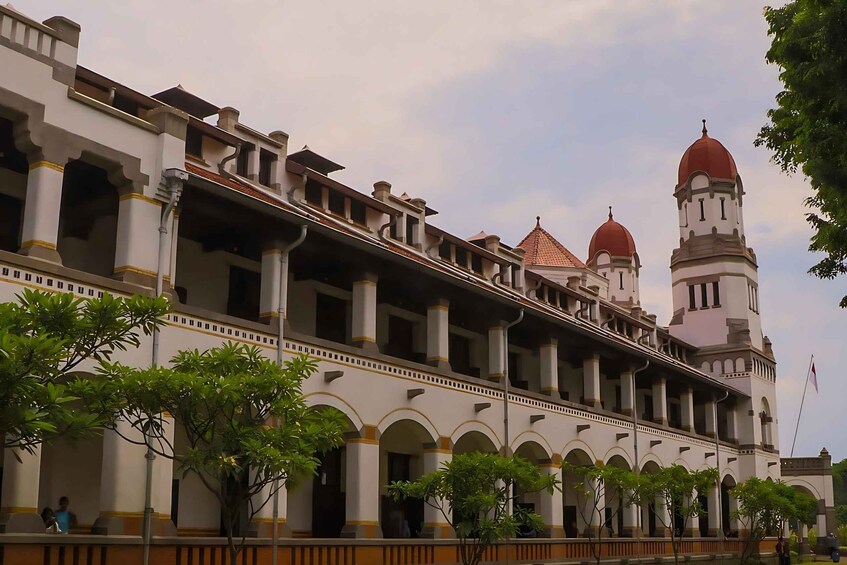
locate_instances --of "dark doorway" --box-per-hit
[0,193,22,252]
[386,315,416,362]
[698,493,709,537]
[564,505,578,537]
[381,453,423,538]
[315,292,348,344]
[312,447,346,538]
[226,266,261,321]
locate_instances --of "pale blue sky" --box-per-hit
[15,1,844,459]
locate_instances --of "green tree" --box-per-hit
[0,289,167,452]
[80,343,344,564]
[561,462,637,565]
[388,452,559,565]
[730,477,817,565]
[756,0,847,306]
[633,465,718,565]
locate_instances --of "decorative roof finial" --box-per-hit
[702,119,708,136]
[535,215,541,227]
[608,206,613,220]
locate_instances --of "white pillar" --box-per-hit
[538,460,564,538]
[260,248,282,320]
[427,298,450,369]
[342,429,382,538]
[168,211,180,291]
[540,338,559,396]
[583,353,601,408]
[0,444,43,532]
[421,440,452,538]
[621,500,639,538]
[252,480,289,538]
[705,398,717,438]
[582,476,605,537]
[680,387,694,432]
[113,191,162,287]
[150,415,176,535]
[687,494,700,537]
[93,421,148,535]
[488,322,506,382]
[654,495,671,538]
[19,159,66,263]
[652,377,668,425]
[726,403,738,442]
[352,273,378,351]
[707,483,721,537]
[620,368,635,416]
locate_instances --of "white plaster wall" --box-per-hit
[38,437,103,528]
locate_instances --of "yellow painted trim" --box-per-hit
[353,279,377,286]
[423,448,452,454]
[488,325,505,331]
[99,511,145,518]
[426,356,449,362]
[347,437,379,445]
[509,430,554,458]
[252,517,288,523]
[423,522,452,527]
[449,420,502,447]
[262,249,282,256]
[29,160,64,172]
[352,336,376,343]
[260,311,280,318]
[20,239,57,251]
[119,193,161,205]
[0,506,37,513]
[303,392,366,429]
[113,265,158,278]
[345,520,380,526]
[541,387,558,392]
[428,304,449,311]
[376,407,440,440]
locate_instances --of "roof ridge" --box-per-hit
[517,221,586,268]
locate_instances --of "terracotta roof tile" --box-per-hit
[517,217,586,268]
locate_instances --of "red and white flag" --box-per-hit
[809,362,818,393]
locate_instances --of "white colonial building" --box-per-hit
[0,6,835,563]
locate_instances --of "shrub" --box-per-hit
[808,529,817,553]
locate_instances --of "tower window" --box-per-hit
[619,272,624,290]
[700,283,708,308]
[688,285,696,310]
[698,199,706,221]
[720,198,726,220]
[712,281,720,307]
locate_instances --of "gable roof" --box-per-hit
[517,217,586,268]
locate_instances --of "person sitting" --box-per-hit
[41,507,60,534]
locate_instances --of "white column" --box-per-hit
[620,368,635,416]
[707,483,721,537]
[654,495,671,538]
[582,476,605,537]
[352,273,378,351]
[488,322,505,382]
[583,353,601,408]
[252,481,289,538]
[540,338,559,396]
[0,444,43,532]
[427,298,450,369]
[705,398,717,438]
[538,460,564,538]
[621,500,639,538]
[19,159,66,263]
[652,377,668,425]
[113,191,162,287]
[93,421,148,534]
[260,248,282,320]
[687,494,700,537]
[680,387,694,432]
[342,430,382,538]
[151,414,176,535]
[421,440,452,539]
[168,211,180,291]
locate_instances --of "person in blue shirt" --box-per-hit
[54,496,77,534]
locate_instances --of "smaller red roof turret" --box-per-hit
[517,217,586,268]
[588,207,637,260]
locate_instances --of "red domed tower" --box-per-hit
[587,208,641,306]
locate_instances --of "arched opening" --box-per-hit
[760,398,773,448]
[787,485,818,541]
[513,441,548,538]
[309,409,357,538]
[379,419,434,538]
[38,433,103,533]
[0,117,27,253]
[606,455,632,537]
[453,430,498,455]
[57,159,119,277]
[641,460,662,537]
[721,475,737,538]
[563,448,593,537]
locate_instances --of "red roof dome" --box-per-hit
[677,121,737,186]
[588,208,636,260]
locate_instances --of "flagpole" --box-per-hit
[790,354,815,457]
